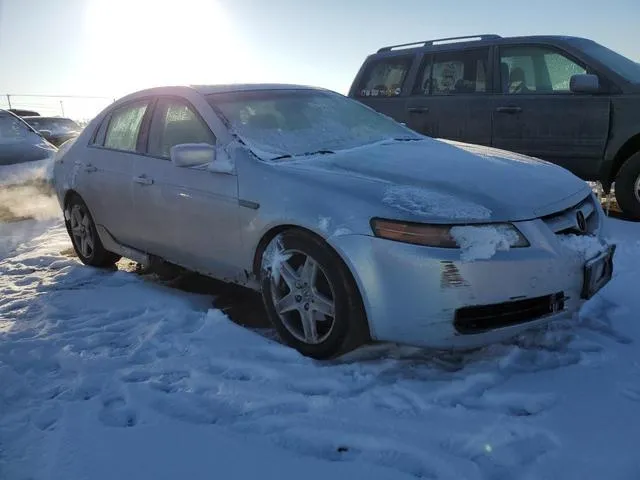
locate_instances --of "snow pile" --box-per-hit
[261,234,291,284]
[557,233,607,261]
[383,185,492,220]
[450,224,520,261]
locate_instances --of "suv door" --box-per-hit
[405,47,493,146]
[492,44,611,179]
[352,54,415,124]
[81,99,150,246]
[131,96,242,280]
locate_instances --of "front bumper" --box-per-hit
[330,217,612,350]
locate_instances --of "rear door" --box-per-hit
[492,44,611,179]
[405,47,494,146]
[131,96,242,279]
[351,54,415,124]
[79,99,150,246]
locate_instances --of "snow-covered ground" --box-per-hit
[1,210,639,479]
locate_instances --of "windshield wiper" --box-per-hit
[270,149,335,161]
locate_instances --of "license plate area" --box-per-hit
[581,244,616,299]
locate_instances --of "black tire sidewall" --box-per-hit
[260,231,363,359]
[615,151,640,219]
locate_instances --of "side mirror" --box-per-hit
[170,143,216,168]
[570,74,600,94]
[39,129,53,138]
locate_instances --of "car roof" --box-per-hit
[373,34,591,55]
[191,83,326,95]
[22,116,76,121]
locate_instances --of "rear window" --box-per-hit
[357,56,414,97]
[0,114,32,143]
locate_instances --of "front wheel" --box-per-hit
[260,230,369,359]
[614,151,640,219]
[65,195,120,267]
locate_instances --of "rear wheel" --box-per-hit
[65,195,120,267]
[260,230,369,359]
[614,151,640,219]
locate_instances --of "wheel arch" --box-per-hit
[252,224,371,339]
[607,132,640,188]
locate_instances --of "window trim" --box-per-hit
[355,54,416,98]
[496,43,595,95]
[140,95,217,161]
[425,46,493,96]
[88,97,152,153]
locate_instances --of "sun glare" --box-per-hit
[83,0,254,96]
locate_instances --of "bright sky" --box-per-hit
[0,0,638,119]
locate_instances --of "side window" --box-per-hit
[357,56,413,98]
[429,48,489,95]
[147,98,215,159]
[104,101,148,151]
[500,46,586,94]
[91,115,110,146]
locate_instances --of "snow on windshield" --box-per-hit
[209,90,415,158]
[0,114,31,143]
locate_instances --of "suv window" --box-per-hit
[500,46,586,94]
[420,48,489,95]
[357,56,413,97]
[104,101,148,151]
[147,98,215,159]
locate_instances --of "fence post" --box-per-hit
[6,94,11,109]
[60,100,65,116]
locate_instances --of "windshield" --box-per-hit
[207,89,419,159]
[0,114,32,143]
[574,39,640,84]
[25,117,80,134]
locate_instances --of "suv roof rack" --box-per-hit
[376,34,502,53]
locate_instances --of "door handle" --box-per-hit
[408,107,429,114]
[133,175,154,185]
[495,106,523,114]
[84,164,97,173]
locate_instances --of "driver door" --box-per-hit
[131,96,242,280]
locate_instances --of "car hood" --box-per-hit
[276,138,591,222]
[0,135,57,166]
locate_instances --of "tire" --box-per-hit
[65,195,121,267]
[260,230,369,359]
[614,151,640,219]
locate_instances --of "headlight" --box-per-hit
[370,218,529,248]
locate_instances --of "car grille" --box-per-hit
[542,194,597,235]
[453,292,565,335]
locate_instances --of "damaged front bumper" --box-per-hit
[330,219,615,350]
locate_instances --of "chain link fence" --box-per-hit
[0,94,115,125]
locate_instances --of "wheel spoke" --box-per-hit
[72,208,83,228]
[85,234,94,251]
[71,226,83,236]
[80,237,89,257]
[81,214,90,228]
[312,292,334,318]
[276,292,298,315]
[279,261,299,290]
[300,309,318,344]
[299,257,318,286]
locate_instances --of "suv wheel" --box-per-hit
[615,151,640,219]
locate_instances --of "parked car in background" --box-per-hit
[0,109,57,165]
[23,116,82,147]
[9,108,40,117]
[349,34,640,218]
[52,84,614,359]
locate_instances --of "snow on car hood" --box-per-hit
[278,138,590,222]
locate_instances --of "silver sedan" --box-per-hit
[52,84,615,358]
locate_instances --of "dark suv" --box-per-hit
[349,35,640,218]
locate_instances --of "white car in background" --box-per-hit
[51,84,615,358]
